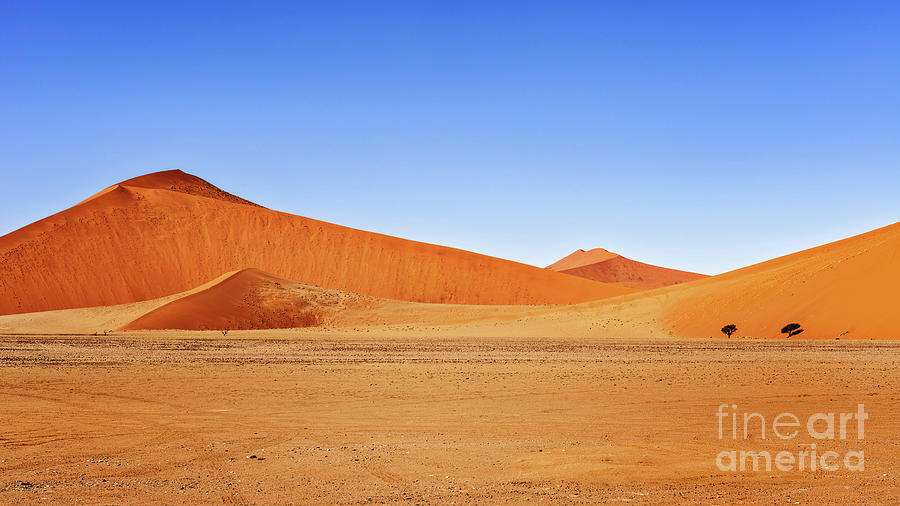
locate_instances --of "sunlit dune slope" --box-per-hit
[655,221,900,338]
[0,170,630,314]
[547,248,707,289]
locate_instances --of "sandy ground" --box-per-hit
[1,334,897,504]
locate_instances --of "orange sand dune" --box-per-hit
[652,221,900,339]
[0,170,630,315]
[547,248,707,289]
[123,268,376,330]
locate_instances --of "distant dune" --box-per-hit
[547,248,707,289]
[546,248,621,271]
[0,170,630,315]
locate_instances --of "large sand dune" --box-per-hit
[0,170,630,315]
[547,247,708,289]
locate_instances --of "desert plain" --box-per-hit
[1,171,899,504]
[1,333,898,504]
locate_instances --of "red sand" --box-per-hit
[547,248,707,289]
[0,171,630,315]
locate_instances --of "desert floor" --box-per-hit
[1,334,897,504]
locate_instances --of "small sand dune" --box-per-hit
[122,268,379,331]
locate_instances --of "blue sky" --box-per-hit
[1,1,898,275]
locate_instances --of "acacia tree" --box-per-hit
[781,323,803,338]
[721,324,738,338]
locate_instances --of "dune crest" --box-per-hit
[80,169,261,207]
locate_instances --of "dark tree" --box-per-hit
[721,324,738,338]
[222,329,229,337]
[781,323,803,337]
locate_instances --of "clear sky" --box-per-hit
[1,1,898,275]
